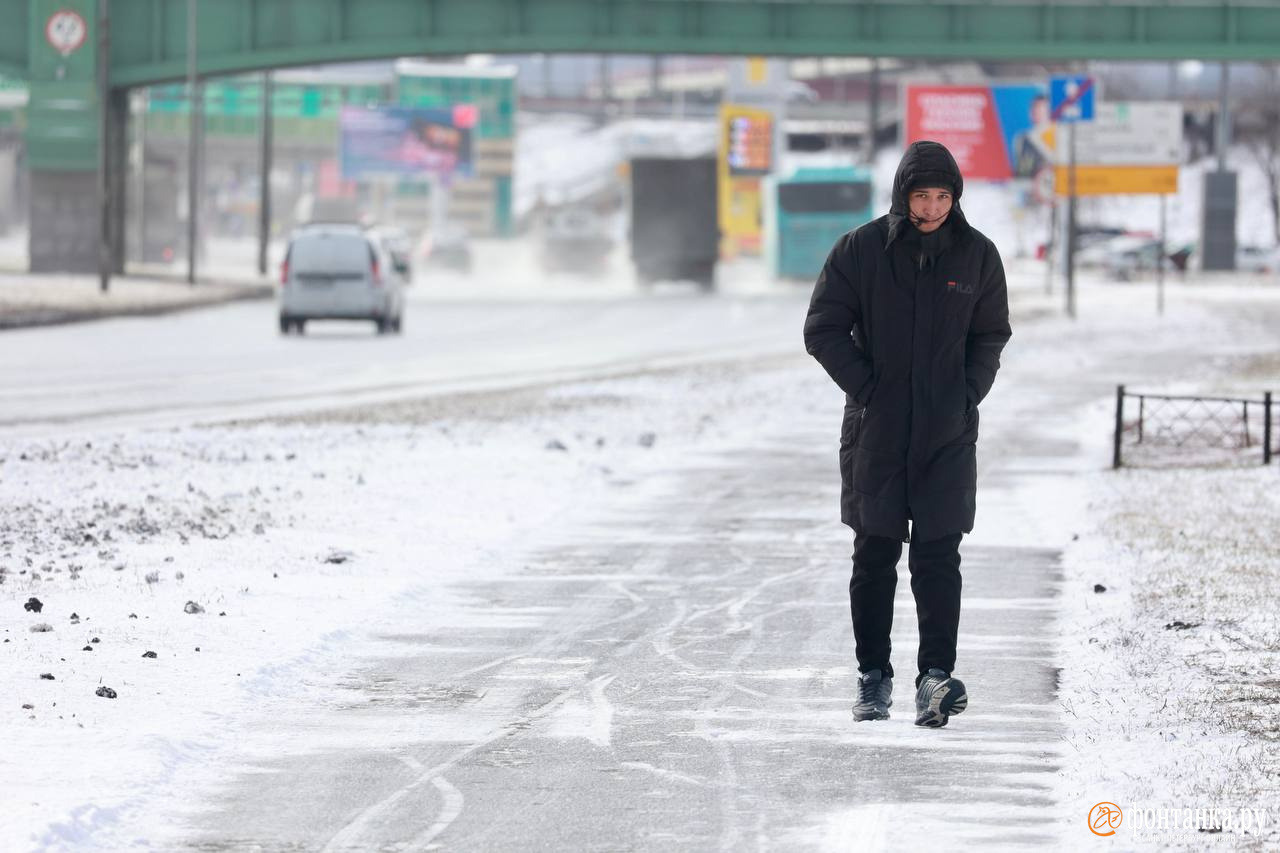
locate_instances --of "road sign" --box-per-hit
[1054,102,1181,195]
[1050,75,1094,123]
[1056,102,1180,165]
[1053,165,1178,196]
[45,10,88,57]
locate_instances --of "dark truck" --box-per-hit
[629,157,718,291]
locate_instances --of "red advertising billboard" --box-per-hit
[904,85,1050,182]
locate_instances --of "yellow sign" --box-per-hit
[1054,165,1178,196]
[718,104,773,257]
[720,177,764,257]
[746,57,768,85]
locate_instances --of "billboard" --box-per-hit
[718,104,774,257]
[724,105,773,176]
[339,105,475,181]
[904,84,1053,181]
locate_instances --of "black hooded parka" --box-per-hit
[803,141,1012,543]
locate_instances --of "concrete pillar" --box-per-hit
[27,0,104,273]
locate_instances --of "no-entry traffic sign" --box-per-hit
[45,9,88,57]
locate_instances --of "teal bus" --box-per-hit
[770,167,874,280]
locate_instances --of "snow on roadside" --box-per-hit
[1054,364,1280,848]
[0,352,817,850]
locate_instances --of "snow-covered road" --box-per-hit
[0,285,803,437]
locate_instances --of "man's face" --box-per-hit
[908,188,953,233]
[1031,97,1050,126]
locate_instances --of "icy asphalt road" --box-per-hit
[0,286,800,438]
[162,435,1067,851]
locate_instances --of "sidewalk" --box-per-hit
[0,272,274,330]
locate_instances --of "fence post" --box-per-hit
[1265,391,1273,466]
[1113,385,1125,469]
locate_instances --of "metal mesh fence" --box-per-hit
[1113,387,1274,469]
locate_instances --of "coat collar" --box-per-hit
[884,207,971,251]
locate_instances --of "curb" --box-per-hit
[0,283,275,331]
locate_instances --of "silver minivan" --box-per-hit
[279,224,405,335]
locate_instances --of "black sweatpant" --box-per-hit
[849,530,963,680]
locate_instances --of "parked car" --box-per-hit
[279,224,405,335]
[1036,226,1128,264]
[1101,237,1173,281]
[1236,244,1280,274]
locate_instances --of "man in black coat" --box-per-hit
[803,140,1011,727]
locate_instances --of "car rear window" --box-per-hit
[289,232,372,277]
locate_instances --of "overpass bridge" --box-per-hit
[4,0,1276,275]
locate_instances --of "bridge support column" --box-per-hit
[26,0,105,273]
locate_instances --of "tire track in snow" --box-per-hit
[320,675,613,852]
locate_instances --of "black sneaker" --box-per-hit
[914,668,968,728]
[851,669,893,721]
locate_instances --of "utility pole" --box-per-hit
[1066,120,1077,319]
[186,0,200,285]
[257,71,273,277]
[1052,73,1094,319]
[1157,194,1166,316]
[866,58,880,165]
[96,0,111,292]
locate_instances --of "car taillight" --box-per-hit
[371,256,382,286]
[280,258,289,285]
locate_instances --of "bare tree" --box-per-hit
[1236,63,1280,245]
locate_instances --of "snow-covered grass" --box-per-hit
[1056,351,1280,849]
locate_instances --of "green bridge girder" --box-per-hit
[4,0,1280,87]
